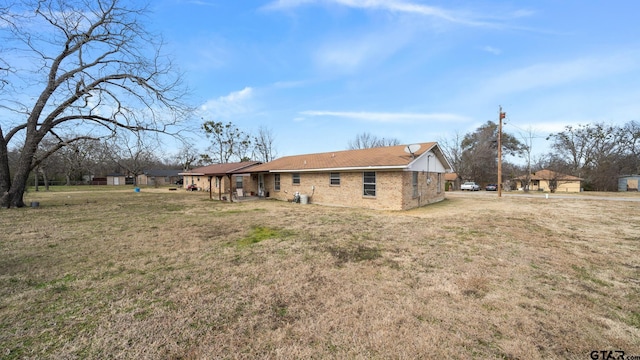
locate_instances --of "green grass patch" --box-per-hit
[571,265,613,287]
[236,226,291,247]
[625,312,640,329]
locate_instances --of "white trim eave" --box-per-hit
[407,143,436,167]
[179,172,205,176]
[269,165,407,173]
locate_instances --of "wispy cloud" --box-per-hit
[300,110,470,123]
[313,32,409,72]
[264,0,500,27]
[200,87,254,118]
[481,46,502,55]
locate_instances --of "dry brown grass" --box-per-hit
[1,187,639,359]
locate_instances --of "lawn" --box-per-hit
[1,187,639,359]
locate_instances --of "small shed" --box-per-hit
[106,174,127,186]
[618,175,640,191]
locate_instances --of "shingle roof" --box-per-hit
[444,173,458,181]
[248,142,438,172]
[513,169,583,181]
[179,161,261,176]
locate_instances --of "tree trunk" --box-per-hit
[1,175,29,208]
[35,167,39,192]
[0,127,11,199]
[43,171,50,191]
[0,129,41,208]
[1,159,33,208]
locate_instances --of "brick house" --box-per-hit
[512,169,583,193]
[244,142,452,211]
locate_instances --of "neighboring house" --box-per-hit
[245,142,452,211]
[618,175,640,191]
[179,161,262,200]
[512,169,583,193]
[444,172,459,191]
[137,169,182,186]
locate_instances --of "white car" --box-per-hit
[461,181,480,191]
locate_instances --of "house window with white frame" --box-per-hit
[363,171,376,197]
[292,173,300,185]
[330,172,340,186]
[412,172,419,198]
[274,174,281,191]
[235,176,243,189]
[437,173,442,193]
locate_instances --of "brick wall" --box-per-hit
[400,171,445,210]
[262,170,444,210]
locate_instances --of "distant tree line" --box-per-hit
[0,120,279,189]
[440,120,640,191]
[546,121,640,191]
[11,134,189,189]
[347,132,400,150]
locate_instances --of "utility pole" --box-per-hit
[498,106,505,198]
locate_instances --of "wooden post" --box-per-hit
[208,176,213,200]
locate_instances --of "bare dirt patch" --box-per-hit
[1,188,639,359]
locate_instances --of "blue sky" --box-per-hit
[148,0,640,161]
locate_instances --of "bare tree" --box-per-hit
[547,123,627,190]
[0,0,189,207]
[347,132,400,149]
[439,131,465,176]
[173,145,199,171]
[517,126,540,191]
[202,121,252,163]
[106,132,160,185]
[618,121,640,175]
[253,125,278,162]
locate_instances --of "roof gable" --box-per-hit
[249,142,439,172]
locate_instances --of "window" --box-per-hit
[274,174,281,191]
[330,172,340,186]
[292,173,300,185]
[437,173,442,193]
[235,176,243,189]
[363,171,376,197]
[413,172,418,198]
